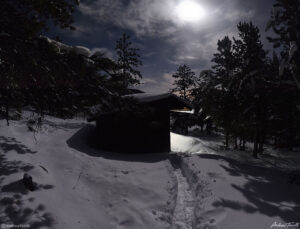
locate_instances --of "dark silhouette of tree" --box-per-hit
[170,64,195,135]
[191,22,275,156]
[114,33,143,94]
[0,0,78,39]
[211,36,239,149]
[188,5,300,155]
[267,0,300,90]
[212,36,237,88]
[171,64,195,100]
[234,22,268,157]
[0,0,117,121]
[90,52,118,79]
[0,0,80,121]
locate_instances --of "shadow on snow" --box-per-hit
[67,124,170,163]
[0,136,55,228]
[199,154,300,223]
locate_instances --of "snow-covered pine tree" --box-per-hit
[0,0,79,120]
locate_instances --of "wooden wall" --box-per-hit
[96,108,170,153]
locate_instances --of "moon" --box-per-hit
[176,0,206,22]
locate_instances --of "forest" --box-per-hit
[1,1,300,228]
[0,0,300,159]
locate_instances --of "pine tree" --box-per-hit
[234,22,268,157]
[212,36,236,89]
[171,64,196,100]
[114,33,142,94]
[266,1,300,149]
[0,1,117,121]
[90,52,118,78]
[0,0,79,120]
[192,22,269,154]
[0,0,78,39]
[267,0,300,90]
[211,36,239,149]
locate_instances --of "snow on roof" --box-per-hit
[124,93,193,108]
[87,93,193,122]
[124,93,171,103]
[0,32,10,37]
[72,46,91,57]
[40,36,91,57]
[171,109,195,114]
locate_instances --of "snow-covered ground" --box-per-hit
[171,131,300,229]
[1,117,300,229]
[0,116,175,229]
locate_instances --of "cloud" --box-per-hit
[163,73,175,85]
[61,0,268,93]
[141,77,157,84]
[143,52,156,58]
[138,73,175,93]
[67,24,93,38]
[78,0,257,38]
[78,0,179,37]
[223,10,256,22]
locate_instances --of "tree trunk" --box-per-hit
[5,103,9,126]
[242,139,246,151]
[234,138,238,150]
[239,135,246,150]
[253,126,259,158]
[225,131,229,150]
[258,141,264,154]
[200,121,204,133]
[287,117,295,150]
[253,95,264,158]
[253,143,258,158]
[258,129,264,154]
[184,121,188,135]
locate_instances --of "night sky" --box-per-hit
[54,0,275,93]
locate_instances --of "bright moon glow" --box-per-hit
[176,1,206,22]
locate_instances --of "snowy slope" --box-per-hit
[1,117,300,229]
[171,132,300,229]
[0,117,175,229]
[172,132,300,171]
[179,155,300,229]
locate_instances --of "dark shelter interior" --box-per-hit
[89,93,193,153]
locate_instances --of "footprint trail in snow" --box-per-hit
[172,168,194,229]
